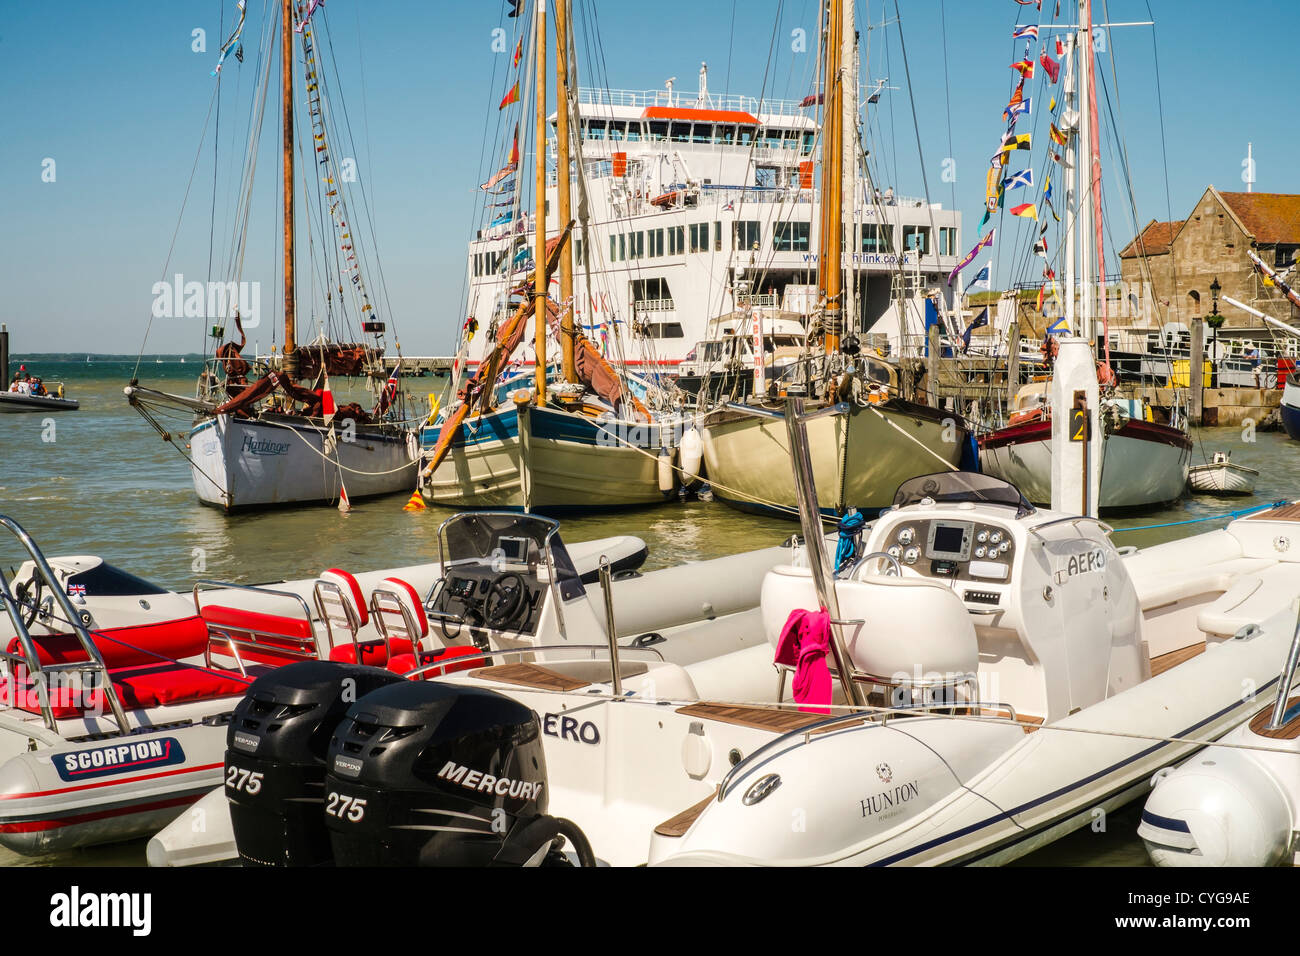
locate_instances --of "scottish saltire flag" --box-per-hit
[1005,169,1034,190]
[1012,25,1039,41]
[947,229,995,287]
[963,262,992,295]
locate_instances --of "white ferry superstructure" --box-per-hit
[463,68,962,376]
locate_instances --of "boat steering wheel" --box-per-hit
[484,572,528,631]
[13,572,44,629]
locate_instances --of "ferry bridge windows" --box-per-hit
[938,227,959,257]
[756,166,779,189]
[862,224,894,253]
[625,123,642,143]
[714,125,736,145]
[693,125,712,145]
[668,225,685,255]
[774,221,811,252]
[628,232,645,261]
[648,121,669,142]
[650,228,665,258]
[689,222,710,253]
[738,126,756,146]
[733,221,761,253]
[784,130,801,151]
[670,122,692,143]
[608,122,625,142]
[801,131,815,154]
[902,226,931,256]
[632,277,671,304]
[761,128,785,150]
[644,322,685,339]
[618,234,626,261]
[586,119,607,141]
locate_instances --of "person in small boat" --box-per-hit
[30,377,47,396]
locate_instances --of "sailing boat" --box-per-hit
[418,0,672,512]
[698,0,968,518]
[978,6,1189,509]
[126,0,417,511]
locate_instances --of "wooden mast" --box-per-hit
[281,0,297,377]
[819,0,844,355]
[532,0,549,403]
[555,0,576,384]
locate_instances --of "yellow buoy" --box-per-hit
[402,491,426,512]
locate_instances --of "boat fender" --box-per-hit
[657,446,678,497]
[679,427,704,490]
[56,384,65,398]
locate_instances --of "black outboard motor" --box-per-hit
[324,681,594,866]
[226,661,404,867]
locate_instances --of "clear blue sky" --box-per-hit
[2,0,1295,355]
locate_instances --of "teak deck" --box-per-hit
[1248,503,1300,522]
[654,790,718,838]
[1249,697,1300,740]
[676,702,830,733]
[473,662,590,692]
[1150,642,1206,677]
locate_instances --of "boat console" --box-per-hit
[427,513,585,640]
[866,472,1034,613]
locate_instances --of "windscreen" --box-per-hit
[892,472,1034,515]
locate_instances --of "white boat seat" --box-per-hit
[1197,564,1300,637]
[1133,558,1274,611]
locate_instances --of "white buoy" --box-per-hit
[657,446,678,497]
[679,426,704,491]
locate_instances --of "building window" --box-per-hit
[610,235,617,263]
[618,234,626,261]
[1277,245,1298,268]
[903,226,931,255]
[715,221,722,252]
[774,221,811,252]
[938,227,958,257]
[644,322,685,339]
[861,224,894,253]
[652,229,665,257]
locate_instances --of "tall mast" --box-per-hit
[281,0,297,376]
[1062,33,1077,336]
[533,0,548,403]
[1084,0,1109,365]
[819,0,844,355]
[555,0,575,384]
[1076,7,1092,345]
[840,0,858,341]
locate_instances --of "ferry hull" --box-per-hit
[420,405,668,512]
[700,400,967,517]
[189,415,417,511]
[980,418,1190,509]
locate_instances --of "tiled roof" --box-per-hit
[1119,219,1182,259]
[1217,192,1300,245]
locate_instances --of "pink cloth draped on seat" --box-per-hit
[774,607,833,714]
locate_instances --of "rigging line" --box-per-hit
[204,0,225,359]
[133,83,222,381]
[938,0,955,214]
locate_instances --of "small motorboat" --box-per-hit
[1187,451,1258,496]
[0,387,78,413]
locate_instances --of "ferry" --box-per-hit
[462,65,963,379]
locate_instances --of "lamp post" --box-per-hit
[1207,276,1224,388]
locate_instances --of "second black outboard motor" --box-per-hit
[324,681,594,866]
[226,661,404,866]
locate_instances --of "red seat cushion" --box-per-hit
[328,638,413,667]
[390,645,484,677]
[5,616,210,671]
[201,605,318,665]
[0,663,251,718]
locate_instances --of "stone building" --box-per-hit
[1119,187,1300,330]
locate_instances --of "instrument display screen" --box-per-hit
[927,521,972,562]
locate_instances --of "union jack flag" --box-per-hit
[67,584,86,597]
[373,361,401,417]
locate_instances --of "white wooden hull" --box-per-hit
[700,400,967,516]
[420,405,668,511]
[189,414,417,511]
[1188,462,1258,495]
